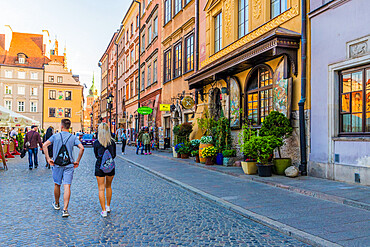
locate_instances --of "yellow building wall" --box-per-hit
[43,85,83,131]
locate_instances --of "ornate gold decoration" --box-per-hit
[181,96,195,109]
[224,0,232,38]
[201,5,299,68]
[253,0,262,19]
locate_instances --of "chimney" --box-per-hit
[4,25,13,51]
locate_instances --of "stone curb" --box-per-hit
[118,155,341,247]
[152,153,370,212]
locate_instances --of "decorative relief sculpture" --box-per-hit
[350,41,368,58]
[253,0,262,19]
[224,0,232,38]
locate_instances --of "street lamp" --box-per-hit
[107,93,114,131]
[90,112,93,134]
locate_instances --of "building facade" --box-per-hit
[99,52,109,125]
[92,96,101,131]
[118,2,140,141]
[309,0,370,185]
[161,0,198,143]
[186,0,309,166]
[138,0,162,133]
[0,27,47,125]
[83,75,98,133]
[43,60,84,131]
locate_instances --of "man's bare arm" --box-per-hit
[42,140,54,166]
[73,143,85,168]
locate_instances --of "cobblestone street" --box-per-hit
[0,148,307,246]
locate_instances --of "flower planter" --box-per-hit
[177,153,181,158]
[172,147,177,158]
[181,153,189,159]
[241,161,257,175]
[199,144,213,163]
[256,163,273,177]
[205,157,214,166]
[223,157,231,166]
[273,158,292,175]
[195,155,200,163]
[216,153,223,165]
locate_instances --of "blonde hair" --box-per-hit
[98,123,113,148]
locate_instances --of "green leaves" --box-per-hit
[259,111,293,140]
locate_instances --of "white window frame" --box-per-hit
[31,87,38,96]
[18,71,26,79]
[57,76,63,83]
[5,85,12,94]
[18,86,25,95]
[18,101,25,112]
[30,72,38,80]
[30,102,37,113]
[18,57,25,64]
[5,70,12,78]
[5,100,12,110]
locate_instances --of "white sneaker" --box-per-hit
[101,211,107,217]
[106,205,111,213]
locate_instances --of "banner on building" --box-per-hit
[160,104,171,111]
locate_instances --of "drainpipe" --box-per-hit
[298,0,307,176]
[115,41,119,134]
[134,0,141,132]
[195,0,199,71]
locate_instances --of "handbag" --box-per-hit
[20,148,26,158]
[25,131,35,149]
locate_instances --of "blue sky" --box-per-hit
[0,0,130,95]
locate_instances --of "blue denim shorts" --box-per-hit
[52,165,74,185]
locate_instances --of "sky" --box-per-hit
[0,0,130,96]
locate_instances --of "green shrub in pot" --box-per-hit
[260,111,293,175]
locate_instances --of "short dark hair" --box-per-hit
[61,119,71,130]
[31,125,37,129]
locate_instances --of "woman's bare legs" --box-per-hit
[96,176,106,211]
[105,176,114,207]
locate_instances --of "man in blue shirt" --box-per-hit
[43,119,85,217]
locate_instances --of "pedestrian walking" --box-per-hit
[43,127,54,169]
[9,127,17,140]
[142,129,151,155]
[121,129,127,154]
[43,119,85,217]
[136,128,144,155]
[24,125,43,170]
[93,123,116,218]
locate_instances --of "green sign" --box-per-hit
[138,106,153,115]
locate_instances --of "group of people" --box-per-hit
[136,127,152,155]
[21,119,117,218]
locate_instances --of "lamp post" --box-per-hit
[107,93,114,131]
[134,0,141,132]
[90,112,93,134]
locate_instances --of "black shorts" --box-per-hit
[95,168,115,177]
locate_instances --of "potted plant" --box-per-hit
[200,146,217,165]
[172,125,181,157]
[213,117,232,165]
[222,149,236,166]
[238,122,258,174]
[248,135,283,177]
[174,143,184,158]
[199,136,213,163]
[260,111,293,175]
[191,150,200,163]
[178,142,191,159]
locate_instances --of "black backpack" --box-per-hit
[54,133,72,166]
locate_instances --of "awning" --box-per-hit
[0,105,40,127]
[186,27,300,89]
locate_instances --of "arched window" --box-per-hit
[245,65,273,125]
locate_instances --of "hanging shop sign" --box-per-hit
[160,104,171,111]
[181,96,195,109]
[137,106,153,115]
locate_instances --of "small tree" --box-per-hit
[259,111,293,158]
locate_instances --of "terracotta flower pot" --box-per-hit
[195,155,200,163]
[199,144,213,163]
[205,157,214,166]
[181,153,189,159]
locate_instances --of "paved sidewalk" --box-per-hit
[154,148,370,211]
[120,146,370,247]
